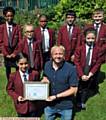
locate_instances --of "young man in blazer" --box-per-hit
[57,10,81,62]
[74,28,102,109]
[0,6,22,79]
[34,15,55,66]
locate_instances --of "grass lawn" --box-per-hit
[0,64,106,120]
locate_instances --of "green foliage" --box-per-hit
[13,0,106,31]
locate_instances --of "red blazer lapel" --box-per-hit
[91,46,97,64]
[24,38,29,55]
[83,45,86,67]
[16,71,23,92]
[28,70,34,81]
[3,24,8,46]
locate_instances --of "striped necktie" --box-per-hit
[23,74,27,81]
[84,46,91,75]
[8,26,12,47]
[28,41,34,68]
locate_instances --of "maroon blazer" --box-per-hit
[82,23,106,47]
[19,37,43,71]
[57,24,81,61]
[34,27,55,52]
[0,23,22,56]
[74,44,102,78]
[7,70,40,114]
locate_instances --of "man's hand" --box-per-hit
[46,95,56,101]
[41,77,50,83]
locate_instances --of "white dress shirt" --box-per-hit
[86,44,93,66]
[19,70,29,83]
[67,25,73,37]
[27,39,33,50]
[41,27,50,52]
[6,22,13,36]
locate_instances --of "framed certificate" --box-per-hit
[24,81,49,100]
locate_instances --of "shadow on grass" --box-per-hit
[72,71,106,120]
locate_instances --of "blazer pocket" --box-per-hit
[100,38,106,41]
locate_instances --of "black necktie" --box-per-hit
[95,24,99,32]
[8,27,12,47]
[42,29,45,52]
[28,41,34,68]
[84,46,91,75]
[68,26,72,40]
[95,24,99,41]
[23,74,27,81]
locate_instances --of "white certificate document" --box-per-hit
[24,81,49,100]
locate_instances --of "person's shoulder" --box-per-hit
[102,22,106,28]
[59,24,66,30]
[31,70,39,76]
[0,23,5,28]
[44,60,51,68]
[47,27,54,32]
[34,26,40,31]
[76,44,84,51]
[9,71,17,79]
[64,61,75,68]
[73,24,81,30]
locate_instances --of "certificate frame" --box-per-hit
[24,81,49,100]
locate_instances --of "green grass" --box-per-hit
[0,64,106,119]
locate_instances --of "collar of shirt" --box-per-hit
[41,27,50,52]
[67,25,73,32]
[6,22,12,30]
[27,38,33,44]
[6,22,13,35]
[86,44,93,65]
[27,38,33,50]
[67,24,73,28]
[86,44,93,49]
[41,27,48,32]
[94,23,101,29]
[19,70,29,83]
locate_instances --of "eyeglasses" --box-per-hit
[40,20,47,22]
[6,15,14,17]
[25,30,34,33]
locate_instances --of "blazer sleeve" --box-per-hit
[57,28,62,45]
[6,73,19,103]
[13,25,23,55]
[90,48,102,74]
[74,47,84,77]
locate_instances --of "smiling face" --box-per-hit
[51,46,65,64]
[24,25,34,40]
[92,11,104,24]
[5,11,14,25]
[86,32,96,46]
[66,15,75,26]
[17,58,28,73]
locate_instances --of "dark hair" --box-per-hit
[39,14,48,21]
[93,8,104,15]
[3,6,15,16]
[17,53,28,63]
[66,10,76,18]
[84,28,97,37]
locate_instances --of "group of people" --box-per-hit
[0,6,105,120]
